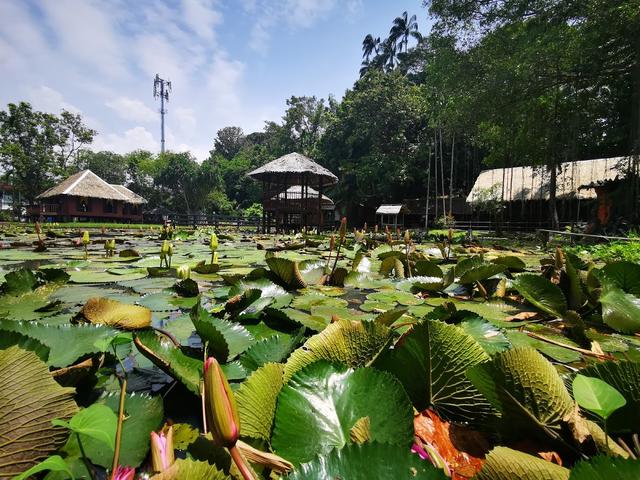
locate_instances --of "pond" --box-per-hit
[1,224,639,479]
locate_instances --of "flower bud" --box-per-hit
[168,243,174,256]
[203,357,240,448]
[35,222,42,235]
[404,230,411,245]
[210,233,219,252]
[113,465,135,480]
[82,231,90,245]
[150,426,175,473]
[177,265,191,280]
[339,217,347,241]
[161,240,170,255]
[329,234,335,252]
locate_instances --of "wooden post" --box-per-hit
[318,176,324,232]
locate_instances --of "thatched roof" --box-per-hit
[376,204,410,215]
[271,185,334,203]
[37,170,147,204]
[110,185,147,204]
[247,152,338,185]
[466,157,627,203]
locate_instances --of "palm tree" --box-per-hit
[389,11,421,53]
[361,34,381,62]
[378,38,397,71]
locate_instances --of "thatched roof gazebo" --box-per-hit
[248,152,338,232]
[33,169,146,222]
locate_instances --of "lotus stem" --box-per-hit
[110,377,127,480]
[77,433,97,480]
[230,445,256,480]
[525,331,614,360]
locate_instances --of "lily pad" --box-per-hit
[272,361,414,465]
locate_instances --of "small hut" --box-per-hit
[376,204,410,231]
[33,170,147,222]
[247,153,338,232]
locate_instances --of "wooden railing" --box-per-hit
[143,213,261,228]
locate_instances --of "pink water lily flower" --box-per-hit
[113,465,135,480]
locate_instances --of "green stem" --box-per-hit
[330,239,344,279]
[230,445,256,480]
[76,433,96,480]
[110,377,127,480]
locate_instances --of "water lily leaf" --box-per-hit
[512,273,567,317]
[600,286,640,333]
[134,330,203,394]
[284,319,392,381]
[505,331,581,363]
[564,253,586,310]
[78,393,163,468]
[459,263,506,284]
[459,317,510,354]
[0,319,118,368]
[12,455,74,480]
[288,442,446,480]
[414,260,443,278]
[569,455,640,479]
[190,300,254,361]
[491,255,526,272]
[467,347,574,441]
[69,269,146,283]
[0,330,49,362]
[601,261,640,295]
[236,363,284,441]
[343,272,389,289]
[572,374,626,420]
[367,290,423,306]
[272,361,414,465]
[173,278,199,297]
[379,256,405,278]
[280,308,328,331]
[266,257,306,289]
[579,361,640,433]
[0,346,78,479]
[53,404,117,452]
[239,334,300,372]
[475,446,569,480]
[3,268,39,295]
[374,320,492,423]
[150,458,228,479]
[290,293,348,311]
[79,297,152,329]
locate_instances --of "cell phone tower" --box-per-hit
[153,74,172,154]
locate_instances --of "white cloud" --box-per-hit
[38,0,128,79]
[106,97,157,123]
[92,126,158,153]
[181,0,221,41]
[285,0,336,28]
[27,86,81,114]
[244,0,339,53]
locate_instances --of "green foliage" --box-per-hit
[0,346,78,479]
[572,374,626,420]
[374,320,492,422]
[512,273,567,317]
[475,446,569,480]
[287,442,447,480]
[271,361,414,465]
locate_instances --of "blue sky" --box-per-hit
[0,0,430,160]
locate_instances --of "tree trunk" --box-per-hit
[449,132,455,216]
[548,163,559,230]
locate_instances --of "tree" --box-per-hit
[0,102,95,205]
[362,34,381,62]
[213,126,246,160]
[320,71,429,222]
[75,150,127,184]
[389,11,422,53]
[155,152,210,214]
